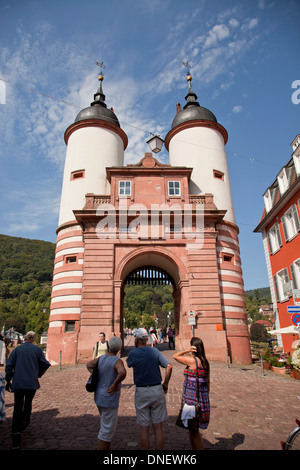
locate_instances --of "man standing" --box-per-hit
[127,328,172,450]
[5,331,50,449]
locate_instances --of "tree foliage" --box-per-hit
[0,234,55,341]
[245,287,272,323]
[250,322,269,342]
[124,284,174,329]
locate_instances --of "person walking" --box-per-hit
[87,336,126,450]
[93,331,109,359]
[0,372,6,425]
[0,332,5,365]
[167,327,174,349]
[126,328,172,450]
[5,331,51,449]
[149,328,157,347]
[173,337,210,450]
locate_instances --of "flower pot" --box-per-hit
[271,366,287,374]
[263,362,271,370]
[290,370,300,380]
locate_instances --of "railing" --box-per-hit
[84,194,111,209]
[189,195,206,204]
[84,193,215,209]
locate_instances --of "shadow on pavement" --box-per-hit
[0,405,245,450]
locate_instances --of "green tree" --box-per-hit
[250,323,268,343]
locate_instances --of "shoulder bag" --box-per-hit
[85,357,99,392]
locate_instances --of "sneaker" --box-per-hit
[11,433,21,449]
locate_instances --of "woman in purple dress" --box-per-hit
[173,337,210,450]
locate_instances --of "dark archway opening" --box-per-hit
[122,265,176,339]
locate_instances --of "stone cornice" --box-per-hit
[64,119,128,150]
[164,119,228,150]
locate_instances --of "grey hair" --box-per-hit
[25,331,36,341]
[108,336,122,353]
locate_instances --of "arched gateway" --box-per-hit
[46,72,252,365]
[116,248,186,340]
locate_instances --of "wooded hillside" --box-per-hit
[0,234,55,340]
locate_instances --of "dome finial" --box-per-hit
[170,62,217,128]
[92,62,107,108]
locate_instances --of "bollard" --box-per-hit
[260,353,265,377]
[59,350,62,370]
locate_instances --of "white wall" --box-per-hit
[58,126,124,226]
[168,126,236,224]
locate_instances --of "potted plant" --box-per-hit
[291,345,300,380]
[269,355,287,374]
[261,349,272,370]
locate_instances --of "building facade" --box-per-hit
[46,72,251,365]
[254,133,300,352]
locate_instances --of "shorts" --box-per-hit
[135,385,168,427]
[97,406,119,442]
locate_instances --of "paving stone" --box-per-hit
[1,336,299,451]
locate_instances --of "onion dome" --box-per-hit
[74,73,120,127]
[171,72,217,128]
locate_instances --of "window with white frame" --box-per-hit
[290,259,300,290]
[267,222,282,254]
[168,181,181,196]
[119,180,131,196]
[277,168,289,195]
[273,268,291,302]
[281,204,300,241]
[263,188,272,213]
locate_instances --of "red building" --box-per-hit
[255,133,300,353]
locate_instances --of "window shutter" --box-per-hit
[275,223,282,246]
[290,263,297,289]
[281,215,288,241]
[267,231,273,254]
[273,275,279,301]
[292,204,300,231]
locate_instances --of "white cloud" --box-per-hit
[203,24,231,49]
[229,18,239,28]
[242,17,259,31]
[232,105,243,113]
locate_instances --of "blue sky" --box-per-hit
[0,0,299,290]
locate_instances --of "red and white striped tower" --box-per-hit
[46,74,127,364]
[165,72,251,363]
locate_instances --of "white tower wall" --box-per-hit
[168,126,236,225]
[58,126,124,227]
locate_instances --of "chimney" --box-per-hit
[176,103,182,114]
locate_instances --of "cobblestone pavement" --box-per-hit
[1,336,299,451]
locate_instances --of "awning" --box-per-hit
[269,325,300,335]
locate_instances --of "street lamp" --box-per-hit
[146,134,164,154]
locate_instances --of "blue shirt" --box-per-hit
[5,342,50,391]
[127,346,169,386]
[94,355,121,408]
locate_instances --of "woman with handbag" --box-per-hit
[173,337,210,450]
